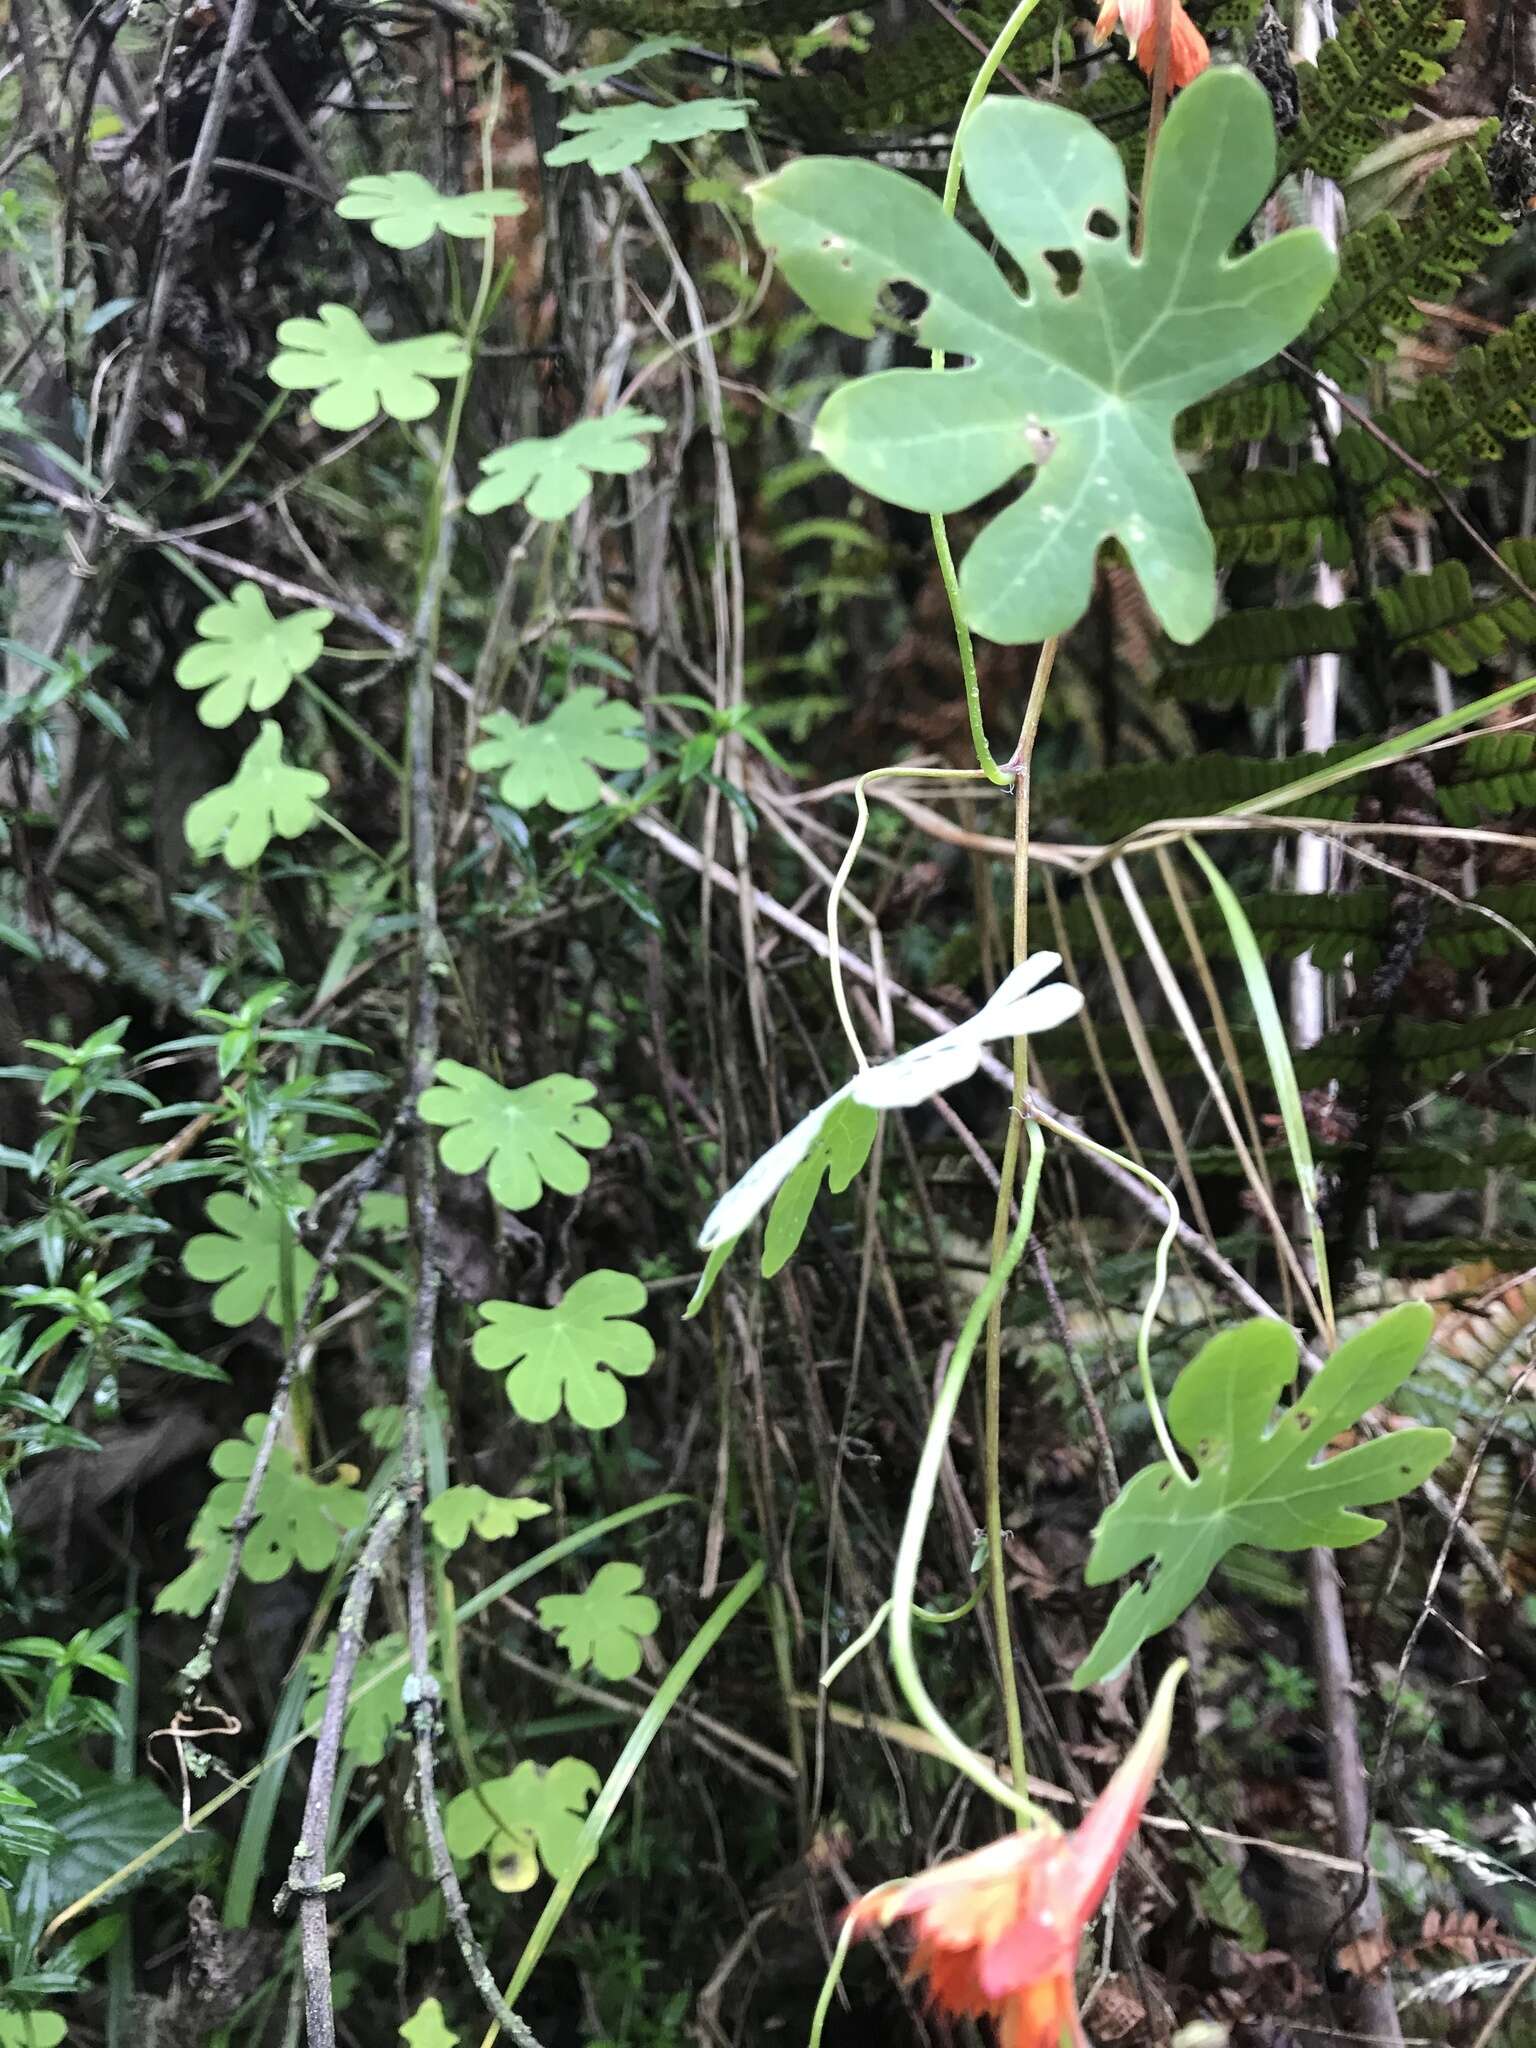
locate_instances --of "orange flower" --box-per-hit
[846,1663,1182,2048]
[1093,0,1211,88]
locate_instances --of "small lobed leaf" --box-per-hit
[336,170,526,249]
[424,1483,549,1550]
[181,1184,332,1328]
[1073,1304,1451,1687]
[419,1060,611,1209]
[468,687,648,812]
[538,1559,659,1680]
[467,409,665,521]
[473,1270,655,1429]
[546,99,751,174]
[267,303,469,429]
[184,721,329,869]
[303,1632,412,1764]
[399,1998,458,2048]
[174,582,332,729]
[443,1756,600,1888]
[749,68,1335,647]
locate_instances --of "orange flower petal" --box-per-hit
[1167,3,1211,85]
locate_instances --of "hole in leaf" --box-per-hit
[1296,1412,1313,1431]
[878,278,930,326]
[1086,208,1120,240]
[1043,249,1083,297]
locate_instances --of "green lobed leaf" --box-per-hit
[174,582,333,729]
[336,170,526,250]
[154,1416,368,1612]
[181,1185,331,1328]
[424,1484,549,1551]
[545,100,750,174]
[303,1632,413,1764]
[419,1060,611,1209]
[399,1999,458,2048]
[184,720,329,868]
[537,1560,660,1680]
[472,1270,655,1429]
[467,409,665,521]
[469,687,647,813]
[1074,1305,1451,1687]
[443,1757,601,1888]
[267,304,469,429]
[749,68,1335,646]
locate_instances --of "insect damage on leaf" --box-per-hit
[749,67,1336,647]
[1073,1303,1450,1687]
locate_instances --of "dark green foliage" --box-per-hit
[1305,142,1509,387]
[1194,463,1347,569]
[1043,742,1367,838]
[1337,312,1536,495]
[570,0,832,37]
[1050,878,1536,979]
[1437,727,1536,824]
[1177,375,1308,454]
[1163,600,1362,707]
[763,6,1069,143]
[1162,538,1536,706]
[1046,1000,1536,1090]
[1289,0,1464,181]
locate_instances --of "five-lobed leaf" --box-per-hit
[546,100,750,174]
[1073,1304,1450,1687]
[443,1757,600,1890]
[538,1559,659,1680]
[182,1185,333,1328]
[336,170,526,250]
[469,687,648,813]
[174,582,332,728]
[155,1415,367,1611]
[749,68,1336,647]
[268,303,469,429]
[419,1060,610,1209]
[467,409,665,521]
[184,720,329,868]
[473,1270,654,1429]
[423,1483,549,1551]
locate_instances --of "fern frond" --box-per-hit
[1374,548,1536,675]
[1194,464,1347,569]
[1289,0,1464,182]
[573,0,834,38]
[1163,600,1363,706]
[1178,376,1309,454]
[1305,143,1509,388]
[1042,742,1368,838]
[1438,727,1536,825]
[1338,312,1536,501]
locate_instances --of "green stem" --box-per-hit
[887,1119,1049,1825]
[1031,1105,1192,1484]
[931,0,1046,787]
